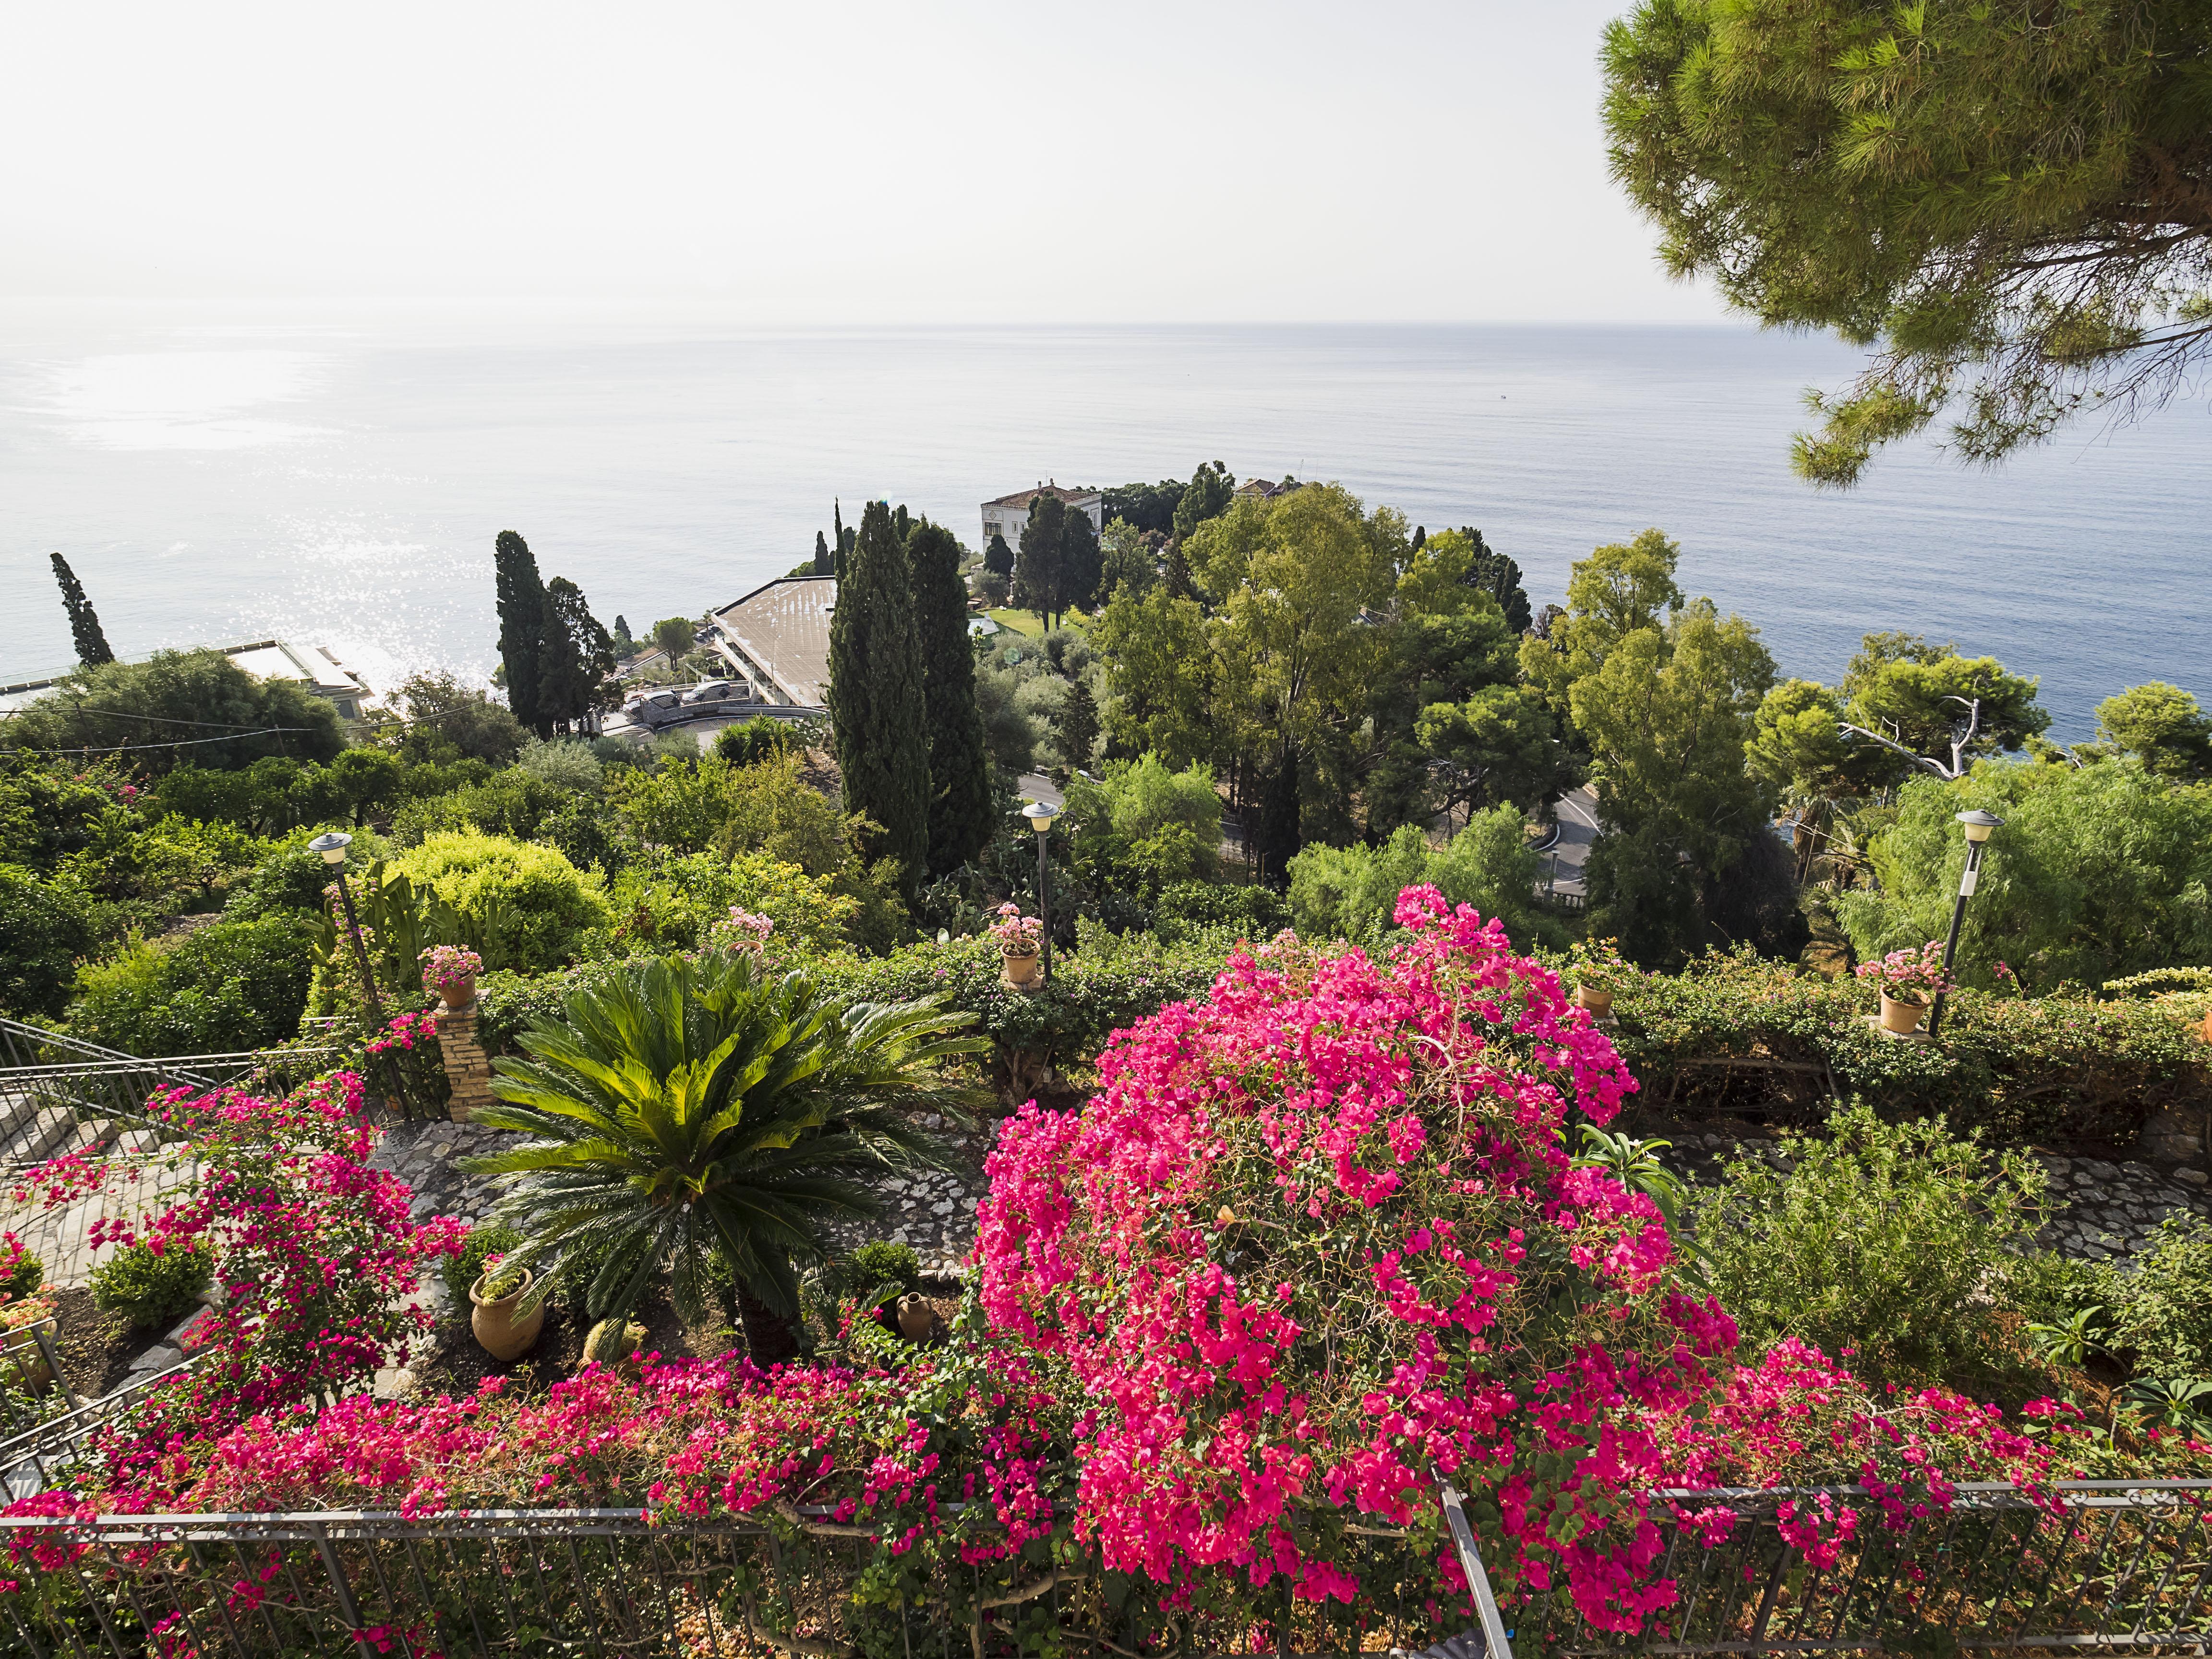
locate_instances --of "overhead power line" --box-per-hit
[0,726,319,757]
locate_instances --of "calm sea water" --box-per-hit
[2,309,2205,738]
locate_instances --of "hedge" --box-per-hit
[1599,948,2212,1146]
[474,934,2209,1145]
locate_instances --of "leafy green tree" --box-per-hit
[828,501,930,891]
[0,649,344,776]
[50,553,114,666]
[1286,809,1558,951]
[906,520,993,877]
[1839,633,2049,780]
[463,950,984,1362]
[494,531,548,734]
[1748,678,1898,877]
[1517,528,1685,716]
[1093,585,1213,768]
[393,671,528,765]
[1837,757,2212,992]
[651,616,694,665]
[1602,0,2212,484]
[1171,459,1236,541]
[67,912,320,1056]
[1102,478,1187,536]
[1097,517,1157,602]
[0,864,97,1020]
[983,530,1015,580]
[1414,684,1573,825]
[2097,681,2212,779]
[1055,677,1100,776]
[1060,507,1103,616]
[538,577,618,734]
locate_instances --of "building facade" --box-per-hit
[980,482,1103,552]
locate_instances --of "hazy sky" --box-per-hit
[0,1,1722,324]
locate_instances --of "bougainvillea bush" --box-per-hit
[976,890,2061,1632]
[3,1071,460,1502]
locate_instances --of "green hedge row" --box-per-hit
[473,936,2209,1146]
[1600,950,2211,1145]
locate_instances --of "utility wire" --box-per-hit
[0,704,296,730]
[1,727,318,756]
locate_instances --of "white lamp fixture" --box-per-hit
[1956,809,2004,843]
[308,830,354,865]
[1021,800,1060,835]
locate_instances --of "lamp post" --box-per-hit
[1927,809,2003,1039]
[1021,800,1061,983]
[308,831,388,1031]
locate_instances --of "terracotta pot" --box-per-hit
[438,977,476,1010]
[1879,991,1931,1035]
[469,1270,543,1362]
[896,1292,936,1342]
[1000,947,1042,990]
[1575,985,1614,1019]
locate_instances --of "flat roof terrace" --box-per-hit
[710,577,835,709]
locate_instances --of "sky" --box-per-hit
[0,0,1723,324]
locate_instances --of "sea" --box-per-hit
[2,305,2206,739]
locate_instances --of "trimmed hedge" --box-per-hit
[1599,948,2211,1145]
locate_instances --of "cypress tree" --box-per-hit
[50,553,115,666]
[494,530,548,735]
[907,519,994,876]
[828,501,930,891]
[892,503,912,543]
[613,614,634,651]
[1061,510,1103,617]
[983,530,1015,579]
[1460,529,1532,633]
[1014,494,1068,630]
[1056,677,1099,777]
[1162,540,1197,603]
[540,576,618,732]
[813,530,832,576]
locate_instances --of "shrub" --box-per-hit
[0,649,344,776]
[606,848,857,954]
[221,832,383,923]
[1692,1106,2048,1389]
[1839,758,2212,992]
[59,811,273,909]
[0,864,98,1020]
[2108,1216,2212,1378]
[67,913,320,1056]
[514,737,603,792]
[92,1237,215,1329]
[388,770,567,849]
[396,830,610,972]
[443,1222,523,1309]
[1288,810,1562,951]
[712,718,797,768]
[609,753,857,868]
[848,1240,921,1294]
[0,757,142,875]
[1150,878,1290,945]
[0,1235,45,1301]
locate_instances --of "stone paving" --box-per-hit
[1655,1127,2212,1269]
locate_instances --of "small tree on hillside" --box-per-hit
[828,501,930,890]
[50,553,115,667]
[983,530,1015,581]
[494,531,548,734]
[1056,677,1100,777]
[813,530,832,576]
[1460,531,1532,634]
[907,519,994,876]
[651,617,694,664]
[1171,460,1236,540]
[1061,508,1103,618]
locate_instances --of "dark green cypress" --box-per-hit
[813,530,832,576]
[50,553,115,666]
[540,576,617,732]
[906,519,994,876]
[828,501,930,891]
[494,530,548,735]
[983,531,1015,579]
[1014,494,1068,630]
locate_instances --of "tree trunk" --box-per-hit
[736,1284,802,1368]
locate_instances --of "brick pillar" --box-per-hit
[433,999,498,1123]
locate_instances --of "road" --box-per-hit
[1540,783,1599,898]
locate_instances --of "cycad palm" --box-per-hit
[459,949,986,1362]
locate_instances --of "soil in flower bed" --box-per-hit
[46,1288,165,1399]
[413,1288,745,1401]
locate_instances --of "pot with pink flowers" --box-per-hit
[1856,940,1954,1035]
[989,903,1045,990]
[421,944,484,1010]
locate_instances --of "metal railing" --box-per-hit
[0,1319,204,1502]
[1,1479,2205,1658]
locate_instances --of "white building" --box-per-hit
[980,481,1103,552]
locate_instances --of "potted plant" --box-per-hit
[421,944,484,1010]
[1856,941,1954,1035]
[990,902,1045,990]
[1568,938,1628,1019]
[469,1260,543,1362]
[1,1241,58,1395]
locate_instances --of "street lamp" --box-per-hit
[1021,800,1060,982]
[1927,809,2004,1039]
[309,830,389,1032]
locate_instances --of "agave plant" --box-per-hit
[459,948,987,1363]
